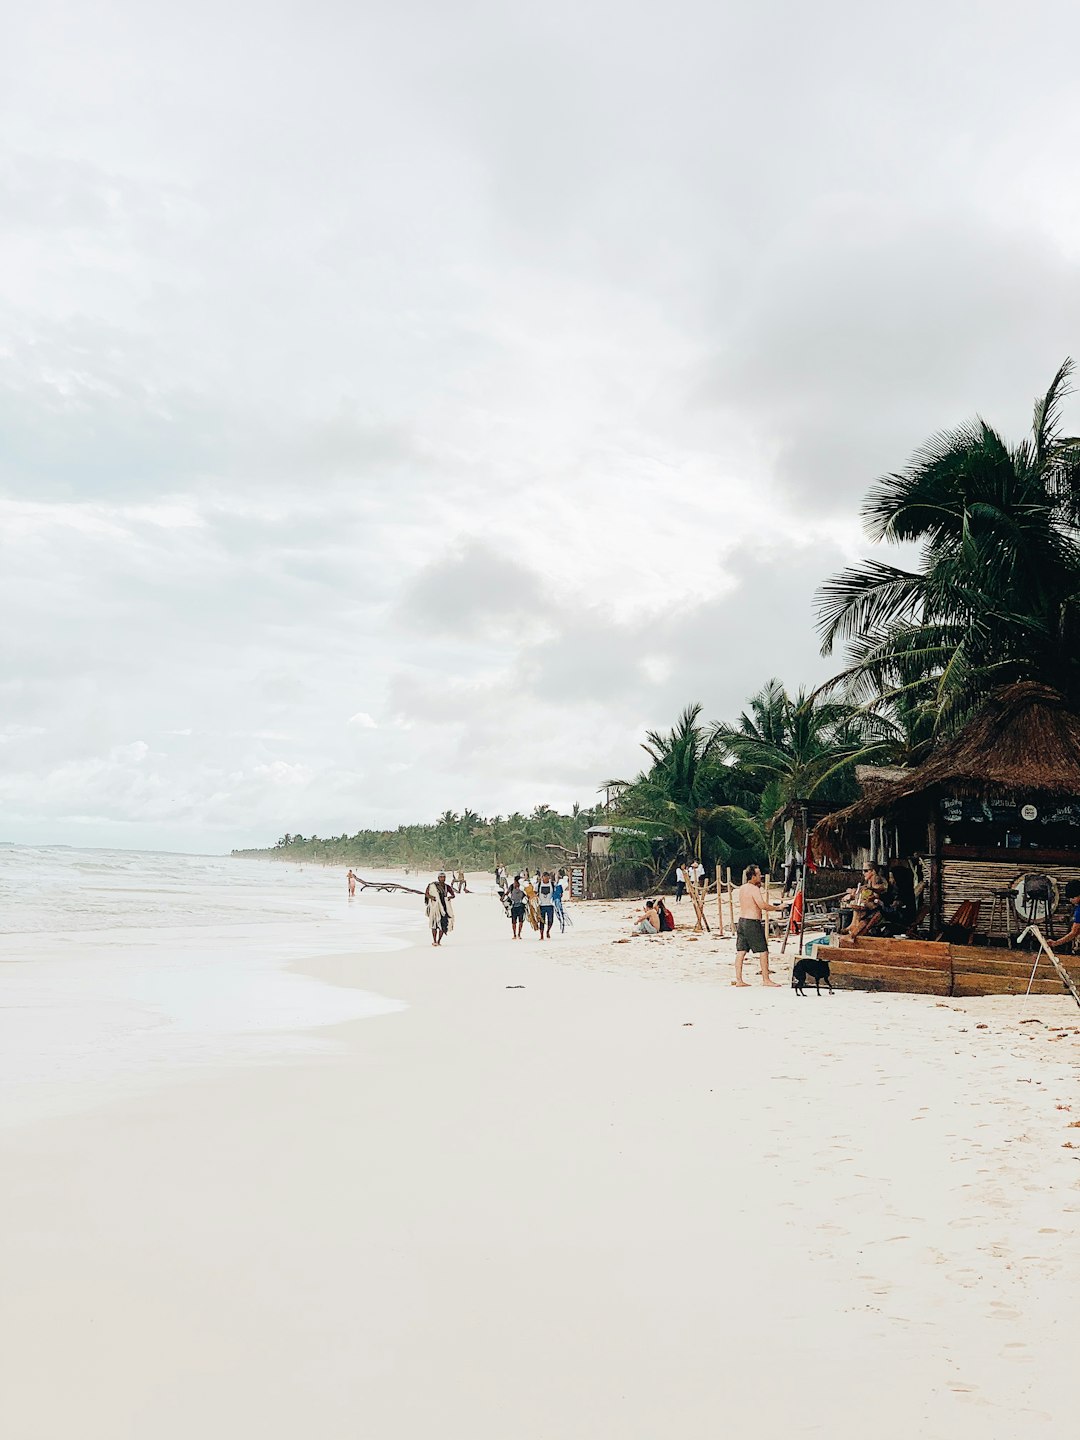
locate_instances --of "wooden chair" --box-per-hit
[936,900,981,945]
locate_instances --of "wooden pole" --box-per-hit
[1018,925,1080,1008]
[780,865,806,955]
[685,866,710,932]
[726,866,736,935]
[797,809,810,958]
[716,863,724,934]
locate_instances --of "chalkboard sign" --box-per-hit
[569,862,586,899]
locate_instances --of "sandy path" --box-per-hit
[1,884,1078,1438]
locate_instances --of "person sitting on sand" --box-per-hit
[424,872,455,947]
[631,900,660,935]
[734,864,780,987]
[654,898,674,933]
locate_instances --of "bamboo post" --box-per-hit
[685,866,710,933]
[715,863,724,933]
[726,866,736,934]
[1019,925,1080,1008]
[780,864,806,956]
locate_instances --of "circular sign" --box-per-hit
[1020,803,1038,821]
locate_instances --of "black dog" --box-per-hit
[791,957,833,996]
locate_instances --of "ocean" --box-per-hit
[0,845,418,1126]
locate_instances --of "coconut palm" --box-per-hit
[716,680,885,806]
[607,703,763,870]
[817,360,1080,727]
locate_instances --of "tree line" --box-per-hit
[237,362,1080,882]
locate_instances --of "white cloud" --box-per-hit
[3,0,1080,849]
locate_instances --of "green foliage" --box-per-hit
[817,359,1080,729]
[239,805,603,871]
[605,703,766,876]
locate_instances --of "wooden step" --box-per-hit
[945,953,1043,980]
[953,972,1065,997]
[824,940,950,972]
[850,936,953,964]
[828,961,951,996]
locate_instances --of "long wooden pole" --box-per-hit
[685,866,710,933]
[797,808,810,958]
[1018,925,1080,1008]
[780,866,806,955]
[726,866,736,935]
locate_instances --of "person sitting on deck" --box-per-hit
[846,864,888,937]
[1049,881,1080,952]
[885,857,917,931]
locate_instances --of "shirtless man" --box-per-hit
[347,869,358,897]
[631,900,660,935]
[735,864,780,987]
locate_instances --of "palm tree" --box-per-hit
[716,681,884,806]
[817,360,1080,727]
[608,703,763,871]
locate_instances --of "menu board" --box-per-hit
[569,863,586,899]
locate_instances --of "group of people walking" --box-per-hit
[414,859,794,988]
[496,867,571,940]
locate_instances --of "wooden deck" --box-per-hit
[823,934,1075,997]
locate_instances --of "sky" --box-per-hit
[4,0,1080,852]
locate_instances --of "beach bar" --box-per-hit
[810,683,1080,995]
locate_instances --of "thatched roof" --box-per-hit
[812,682,1080,855]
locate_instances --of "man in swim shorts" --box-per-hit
[735,864,780,987]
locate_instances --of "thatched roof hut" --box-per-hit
[813,682,1080,859]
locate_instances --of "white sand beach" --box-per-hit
[2,872,1079,1439]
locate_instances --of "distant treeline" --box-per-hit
[232,805,602,872]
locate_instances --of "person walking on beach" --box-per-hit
[508,876,527,939]
[537,872,556,939]
[347,869,357,897]
[425,872,455,947]
[674,862,686,903]
[734,864,780,987]
[552,872,567,932]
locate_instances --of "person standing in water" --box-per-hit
[347,869,358,897]
[734,864,780,987]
